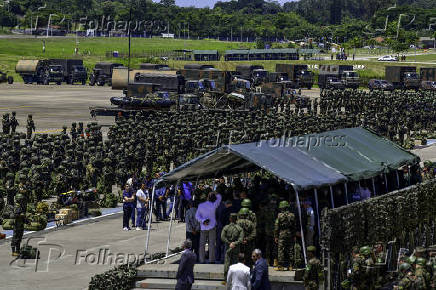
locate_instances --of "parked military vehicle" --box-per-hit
[385,66,420,90]
[89,62,123,86]
[420,67,436,91]
[275,64,314,89]
[318,65,360,89]
[0,70,13,84]
[184,64,215,70]
[112,67,182,91]
[16,60,49,84]
[235,65,268,85]
[368,79,394,92]
[49,59,87,85]
[139,63,170,70]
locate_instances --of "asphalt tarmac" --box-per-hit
[0,83,119,134]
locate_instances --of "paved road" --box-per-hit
[0,83,119,134]
[0,216,186,290]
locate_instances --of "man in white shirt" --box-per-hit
[227,253,251,290]
[195,191,222,263]
[136,183,149,230]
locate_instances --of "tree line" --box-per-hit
[0,0,434,49]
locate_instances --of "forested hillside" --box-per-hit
[0,0,434,46]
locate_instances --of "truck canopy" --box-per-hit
[95,62,123,74]
[16,60,45,73]
[139,63,170,70]
[385,66,416,83]
[184,64,215,70]
[319,65,354,75]
[420,67,436,81]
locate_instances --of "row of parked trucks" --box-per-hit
[13,59,435,91]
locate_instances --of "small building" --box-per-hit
[192,50,219,61]
[224,48,299,61]
[419,37,435,49]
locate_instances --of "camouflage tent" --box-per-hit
[162,127,418,189]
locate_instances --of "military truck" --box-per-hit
[49,59,87,85]
[44,64,64,85]
[179,69,234,94]
[16,60,49,84]
[89,62,123,86]
[183,64,215,70]
[420,67,436,91]
[235,65,268,85]
[139,63,170,71]
[112,67,181,91]
[0,70,13,84]
[276,64,314,89]
[385,66,420,90]
[318,65,360,89]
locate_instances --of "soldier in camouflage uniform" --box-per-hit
[221,213,244,280]
[240,198,257,227]
[303,246,323,290]
[2,113,10,135]
[274,200,296,271]
[414,257,430,289]
[237,207,256,268]
[10,111,19,133]
[11,174,28,256]
[26,115,35,139]
[397,263,416,289]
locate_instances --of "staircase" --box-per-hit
[133,263,304,290]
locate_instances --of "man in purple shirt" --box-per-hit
[195,191,222,263]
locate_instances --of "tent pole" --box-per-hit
[314,188,321,238]
[384,173,388,192]
[344,183,348,205]
[329,186,335,209]
[294,188,307,265]
[166,181,180,257]
[395,170,400,189]
[144,180,159,263]
[193,177,200,201]
[372,177,376,196]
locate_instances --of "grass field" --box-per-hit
[0,37,434,83]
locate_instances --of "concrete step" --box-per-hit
[135,278,225,289]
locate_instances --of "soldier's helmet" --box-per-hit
[230,213,238,220]
[238,207,249,216]
[359,246,371,257]
[15,193,25,201]
[19,173,27,181]
[415,257,426,266]
[399,263,411,272]
[241,198,252,208]
[307,246,317,253]
[405,256,416,265]
[6,172,15,179]
[12,111,16,116]
[279,200,289,209]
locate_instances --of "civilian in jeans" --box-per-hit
[122,184,135,231]
[185,201,200,258]
[195,191,222,263]
[136,183,149,230]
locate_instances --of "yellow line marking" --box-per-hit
[0,106,33,110]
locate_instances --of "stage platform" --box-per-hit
[135,263,304,290]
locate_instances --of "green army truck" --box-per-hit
[385,66,420,90]
[275,64,314,89]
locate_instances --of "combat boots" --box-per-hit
[11,246,19,256]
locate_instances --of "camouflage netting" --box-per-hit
[320,180,436,255]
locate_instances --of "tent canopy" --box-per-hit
[162,127,419,190]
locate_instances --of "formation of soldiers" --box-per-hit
[0,88,434,265]
[342,244,436,290]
